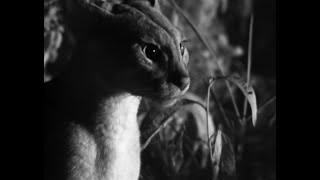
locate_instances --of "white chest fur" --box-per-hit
[69,95,142,180]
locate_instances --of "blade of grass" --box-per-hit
[141,99,207,150]
[245,96,276,122]
[169,0,242,122]
[190,76,232,131]
[141,110,178,150]
[210,88,232,132]
[257,96,276,113]
[269,110,276,127]
[228,76,258,126]
[212,129,222,180]
[206,78,215,166]
[243,14,254,122]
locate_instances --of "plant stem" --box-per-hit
[140,99,207,150]
[206,78,215,163]
[210,88,232,132]
[141,109,178,150]
[243,14,254,122]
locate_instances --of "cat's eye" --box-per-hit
[143,44,162,62]
[180,43,186,56]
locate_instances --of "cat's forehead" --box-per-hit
[126,2,184,42]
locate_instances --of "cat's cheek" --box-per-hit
[133,50,155,71]
[184,49,189,65]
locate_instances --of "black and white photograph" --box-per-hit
[44,0,276,179]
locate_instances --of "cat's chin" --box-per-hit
[151,98,178,109]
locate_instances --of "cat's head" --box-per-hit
[67,0,190,107]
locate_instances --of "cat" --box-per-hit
[44,0,190,179]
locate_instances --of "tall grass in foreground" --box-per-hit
[140,1,276,180]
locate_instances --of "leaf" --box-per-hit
[210,129,236,179]
[211,130,223,179]
[228,75,258,126]
[220,132,236,177]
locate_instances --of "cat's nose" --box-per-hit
[173,77,190,92]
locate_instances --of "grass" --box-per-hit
[140,1,275,180]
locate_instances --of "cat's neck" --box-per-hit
[92,93,142,180]
[94,93,141,139]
